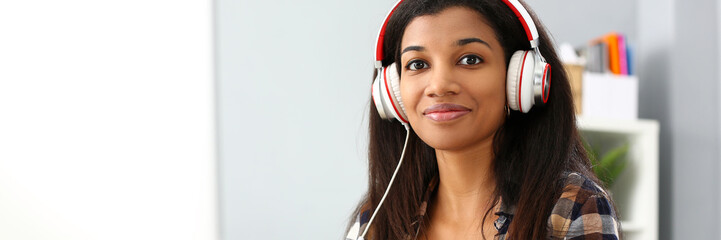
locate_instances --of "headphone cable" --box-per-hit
[359,123,410,240]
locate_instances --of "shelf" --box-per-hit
[620,220,643,232]
[577,116,657,134]
[577,117,659,240]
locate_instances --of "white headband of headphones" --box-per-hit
[374,0,540,68]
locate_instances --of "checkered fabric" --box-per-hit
[547,172,620,239]
[346,172,620,240]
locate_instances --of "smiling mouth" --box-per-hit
[423,103,471,122]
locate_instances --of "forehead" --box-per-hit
[400,6,500,49]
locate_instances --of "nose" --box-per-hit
[424,64,460,97]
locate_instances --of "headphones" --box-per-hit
[371,0,551,125]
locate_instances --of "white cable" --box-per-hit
[359,123,410,240]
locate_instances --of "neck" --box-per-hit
[431,139,497,225]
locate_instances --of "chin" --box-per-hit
[417,131,476,151]
[413,122,500,152]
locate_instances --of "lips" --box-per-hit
[423,103,471,122]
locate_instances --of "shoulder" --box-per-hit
[547,172,620,240]
[345,204,372,240]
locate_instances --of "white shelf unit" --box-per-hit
[576,117,659,240]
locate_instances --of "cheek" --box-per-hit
[484,80,507,103]
[488,66,508,101]
[399,78,422,114]
[466,71,507,103]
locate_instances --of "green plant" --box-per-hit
[583,140,629,187]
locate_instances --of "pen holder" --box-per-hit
[564,64,585,115]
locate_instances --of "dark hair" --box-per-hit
[349,0,612,239]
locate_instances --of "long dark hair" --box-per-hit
[349,0,609,239]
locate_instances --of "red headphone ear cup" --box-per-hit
[541,63,551,104]
[506,50,535,113]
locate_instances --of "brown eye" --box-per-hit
[458,55,483,65]
[406,60,429,71]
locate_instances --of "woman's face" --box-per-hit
[399,6,507,151]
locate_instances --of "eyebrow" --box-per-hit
[400,37,492,56]
[401,46,425,55]
[457,37,491,49]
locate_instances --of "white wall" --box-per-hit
[215,0,393,239]
[635,0,683,239]
[636,0,675,238]
[0,1,218,239]
[671,0,720,239]
[718,0,721,236]
[526,0,637,47]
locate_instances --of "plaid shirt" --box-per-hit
[346,172,620,240]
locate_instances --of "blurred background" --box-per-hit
[0,0,718,239]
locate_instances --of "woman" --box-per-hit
[346,0,620,239]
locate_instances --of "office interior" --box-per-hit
[0,0,718,239]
